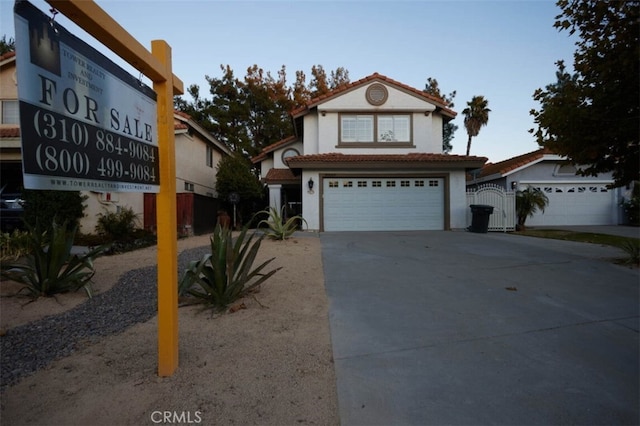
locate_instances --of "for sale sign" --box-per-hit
[14,0,160,192]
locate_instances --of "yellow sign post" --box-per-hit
[46,0,183,376]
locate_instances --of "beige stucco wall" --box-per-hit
[321,83,436,111]
[306,82,443,155]
[79,191,144,235]
[273,141,304,168]
[448,170,471,230]
[0,59,18,101]
[175,132,218,197]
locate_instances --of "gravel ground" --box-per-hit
[0,245,210,392]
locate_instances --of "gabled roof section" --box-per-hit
[251,135,298,164]
[291,72,456,119]
[286,153,486,170]
[173,111,231,156]
[0,51,16,67]
[475,147,556,180]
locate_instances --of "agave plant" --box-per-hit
[618,240,640,266]
[257,206,307,240]
[178,224,281,312]
[0,221,107,298]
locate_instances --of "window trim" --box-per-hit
[206,145,213,168]
[338,112,414,148]
[0,100,19,125]
[281,148,300,163]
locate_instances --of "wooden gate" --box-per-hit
[144,192,193,236]
[466,184,516,232]
[144,192,219,235]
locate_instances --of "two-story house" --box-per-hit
[0,51,231,236]
[252,73,487,232]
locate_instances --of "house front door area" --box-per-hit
[322,176,445,231]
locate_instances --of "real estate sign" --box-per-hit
[14,0,160,192]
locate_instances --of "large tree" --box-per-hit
[175,64,350,156]
[424,77,457,153]
[462,95,491,156]
[215,152,265,224]
[530,0,639,187]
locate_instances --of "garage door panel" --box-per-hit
[323,177,444,231]
[526,184,615,226]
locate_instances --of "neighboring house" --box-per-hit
[0,52,20,194]
[142,111,231,235]
[0,51,231,236]
[252,73,487,232]
[467,148,623,226]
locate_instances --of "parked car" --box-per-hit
[0,189,25,233]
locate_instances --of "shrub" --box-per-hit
[178,224,280,312]
[620,183,639,225]
[516,186,549,230]
[0,221,107,298]
[22,190,87,232]
[95,207,139,241]
[257,206,307,240]
[0,229,33,261]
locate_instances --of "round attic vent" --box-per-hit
[366,83,388,106]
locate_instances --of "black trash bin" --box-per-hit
[468,204,494,233]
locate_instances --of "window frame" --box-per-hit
[206,145,213,168]
[338,112,414,148]
[1,100,19,125]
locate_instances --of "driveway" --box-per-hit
[320,231,639,425]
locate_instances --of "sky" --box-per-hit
[0,0,577,163]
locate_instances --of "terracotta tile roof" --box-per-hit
[477,148,554,178]
[0,127,20,138]
[291,72,455,118]
[263,168,299,184]
[0,51,16,62]
[251,136,298,163]
[174,121,188,131]
[286,153,486,169]
[174,110,191,120]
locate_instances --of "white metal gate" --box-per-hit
[466,184,516,232]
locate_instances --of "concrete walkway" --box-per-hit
[321,231,639,425]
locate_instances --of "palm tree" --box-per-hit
[516,186,550,230]
[462,95,491,156]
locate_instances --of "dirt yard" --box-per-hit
[0,233,339,425]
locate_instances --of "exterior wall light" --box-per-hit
[308,177,314,191]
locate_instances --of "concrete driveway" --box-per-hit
[320,231,639,425]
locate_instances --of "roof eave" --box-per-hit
[287,159,486,171]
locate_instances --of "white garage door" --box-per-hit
[525,183,615,226]
[323,177,444,231]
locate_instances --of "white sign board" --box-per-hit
[14,0,160,192]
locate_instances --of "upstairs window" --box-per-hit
[1,100,18,124]
[378,115,410,142]
[206,145,213,167]
[341,115,374,142]
[340,113,412,145]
